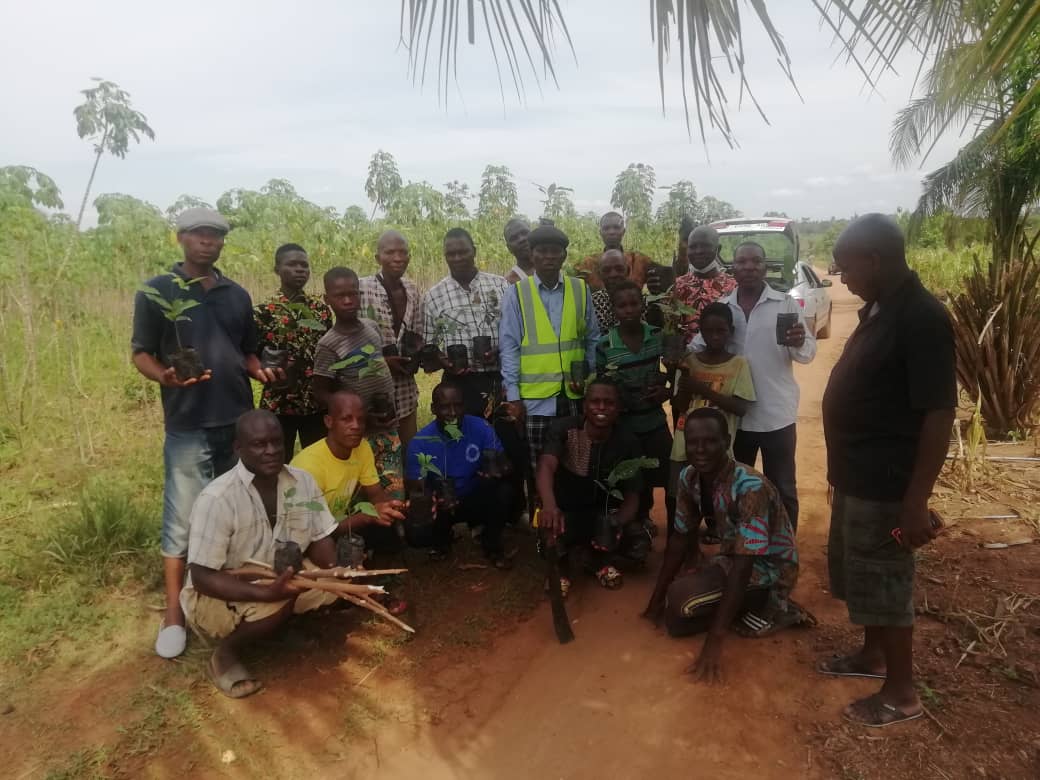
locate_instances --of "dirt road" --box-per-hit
[275,277,871,779]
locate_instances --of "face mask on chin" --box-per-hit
[692,258,723,276]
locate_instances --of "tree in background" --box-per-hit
[890,5,1040,436]
[535,182,576,220]
[477,165,518,223]
[0,166,64,211]
[386,181,447,225]
[365,150,403,218]
[165,195,213,223]
[444,180,472,220]
[655,180,699,225]
[611,163,655,224]
[72,79,155,230]
[698,195,741,223]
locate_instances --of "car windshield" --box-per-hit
[718,231,796,291]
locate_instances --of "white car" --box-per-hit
[788,261,833,339]
[711,217,833,339]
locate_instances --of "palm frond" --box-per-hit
[913,127,996,226]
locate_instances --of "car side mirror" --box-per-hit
[821,279,833,287]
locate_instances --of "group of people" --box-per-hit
[133,207,955,731]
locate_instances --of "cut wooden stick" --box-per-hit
[299,567,408,580]
[542,533,574,645]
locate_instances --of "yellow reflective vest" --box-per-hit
[516,275,588,400]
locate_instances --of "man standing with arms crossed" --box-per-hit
[821,214,955,727]
[132,207,281,659]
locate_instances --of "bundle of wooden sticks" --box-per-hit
[225,559,415,634]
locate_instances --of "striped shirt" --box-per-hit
[312,319,397,424]
[595,323,667,434]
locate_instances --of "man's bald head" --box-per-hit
[235,409,280,442]
[598,248,630,287]
[687,225,719,247]
[832,213,909,302]
[377,229,409,252]
[834,213,906,265]
[328,389,364,417]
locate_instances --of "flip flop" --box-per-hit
[595,566,623,590]
[843,694,923,728]
[817,654,887,680]
[736,600,818,638]
[207,654,263,699]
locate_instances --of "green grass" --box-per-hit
[907,246,978,295]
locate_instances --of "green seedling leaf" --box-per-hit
[284,486,298,499]
[443,422,463,442]
[297,500,325,512]
[609,489,624,501]
[351,501,379,517]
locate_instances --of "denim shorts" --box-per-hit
[828,489,915,627]
[161,425,237,557]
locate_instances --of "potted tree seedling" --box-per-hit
[261,300,327,389]
[645,291,699,364]
[405,453,443,546]
[272,485,329,572]
[329,345,394,419]
[592,457,659,552]
[138,274,205,380]
[328,494,381,569]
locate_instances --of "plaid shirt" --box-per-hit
[421,272,507,371]
[253,291,333,416]
[672,271,737,343]
[183,462,337,595]
[359,275,421,417]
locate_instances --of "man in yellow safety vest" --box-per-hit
[499,224,600,474]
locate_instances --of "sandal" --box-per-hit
[595,566,623,590]
[843,694,922,728]
[207,654,262,699]
[428,548,450,562]
[817,654,886,680]
[735,600,818,638]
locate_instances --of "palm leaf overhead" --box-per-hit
[398,1,1039,149]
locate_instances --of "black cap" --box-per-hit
[528,224,569,250]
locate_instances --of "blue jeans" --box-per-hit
[161,425,237,557]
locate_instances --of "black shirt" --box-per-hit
[132,263,258,432]
[542,416,644,512]
[822,272,956,501]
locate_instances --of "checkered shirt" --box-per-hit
[359,274,421,416]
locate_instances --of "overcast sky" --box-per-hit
[1,1,965,225]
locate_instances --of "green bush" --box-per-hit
[43,480,158,582]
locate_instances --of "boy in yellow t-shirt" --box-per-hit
[668,303,755,538]
[290,390,406,551]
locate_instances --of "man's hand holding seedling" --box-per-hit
[159,365,212,387]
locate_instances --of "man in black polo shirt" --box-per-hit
[132,207,282,660]
[821,214,956,727]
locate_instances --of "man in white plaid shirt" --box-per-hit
[181,410,340,699]
[421,227,508,418]
[359,230,423,449]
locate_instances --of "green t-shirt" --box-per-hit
[670,354,755,461]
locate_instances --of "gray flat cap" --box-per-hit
[176,207,230,234]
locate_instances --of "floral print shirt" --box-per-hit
[672,271,737,343]
[253,291,332,416]
[674,458,799,609]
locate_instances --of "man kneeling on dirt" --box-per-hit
[181,409,340,699]
[536,377,651,593]
[643,408,806,683]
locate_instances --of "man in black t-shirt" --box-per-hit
[535,378,649,591]
[820,214,956,728]
[132,208,282,660]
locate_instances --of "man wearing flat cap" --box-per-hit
[499,224,600,477]
[132,207,284,660]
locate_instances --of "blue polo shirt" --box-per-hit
[132,263,257,432]
[405,415,503,498]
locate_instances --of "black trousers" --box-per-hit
[433,478,512,556]
[277,413,327,462]
[733,423,799,532]
[664,564,770,637]
[454,372,501,418]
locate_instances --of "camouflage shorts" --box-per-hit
[828,490,915,627]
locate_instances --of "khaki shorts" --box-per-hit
[828,490,915,627]
[182,587,337,640]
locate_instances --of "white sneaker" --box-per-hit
[155,621,187,659]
